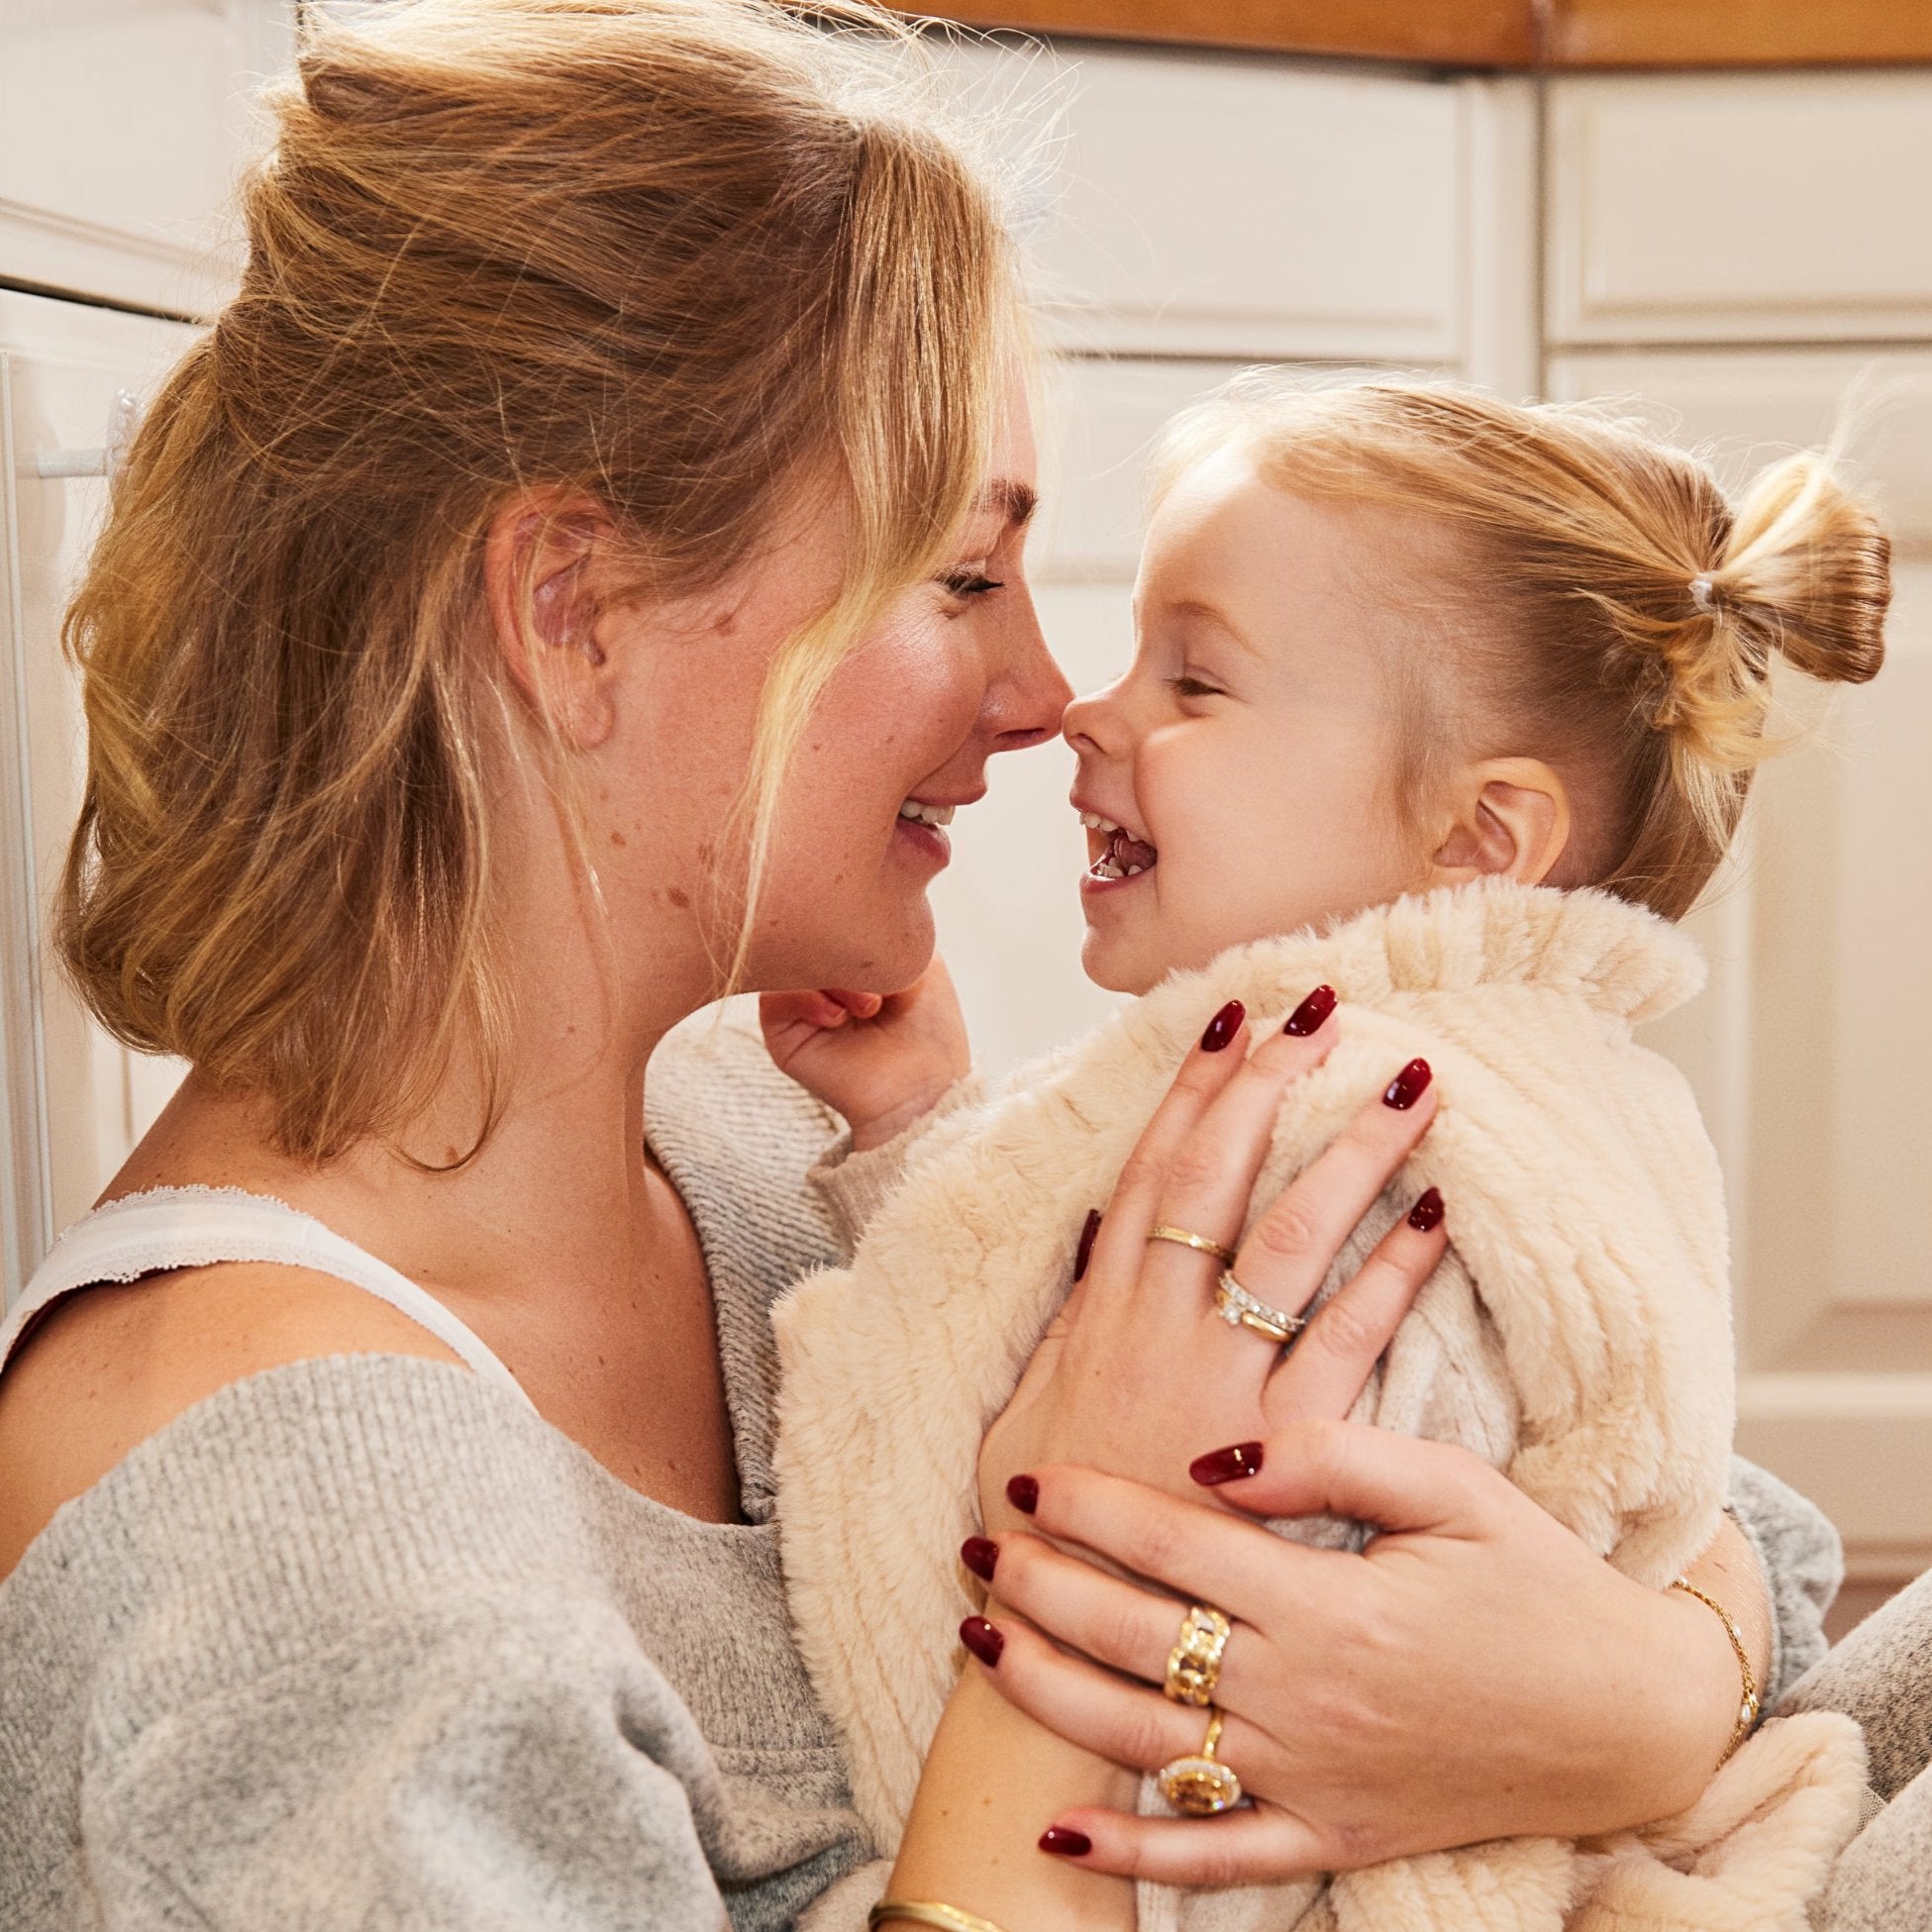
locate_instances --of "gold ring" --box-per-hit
[1148,1224,1238,1266]
[1215,1271,1307,1345]
[1156,1706,1243,1815]
[1163,1602,1231,1706]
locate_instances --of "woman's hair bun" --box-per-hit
[1707,450,1890,690]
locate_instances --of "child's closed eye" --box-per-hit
[1167,674,1225,700]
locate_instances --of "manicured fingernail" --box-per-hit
[1199,999,1245,1052]
[961,1615,1005,1667]
[1283,984,1337,1036]
[1383,1058,1433,1109]
[1407,1186,1445,1232]
[1190,1440,1265,1485]
[1007,1474,1040,1514]
[1040,1826,1093,1858]
[1073,1208,1101,1282]
[962,1536,998,1582]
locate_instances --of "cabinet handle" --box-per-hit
[31,389,144,482]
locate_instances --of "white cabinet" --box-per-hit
[0,2,295,318]
[1547,73,1932,347]
[0,290,196,1302]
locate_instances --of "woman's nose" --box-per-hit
[986,587,1073,753]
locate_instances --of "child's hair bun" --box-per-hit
[1665,453,1890,768]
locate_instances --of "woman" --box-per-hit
[0,4,1860,1929]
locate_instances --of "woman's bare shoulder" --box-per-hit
[0,1263,464,1580]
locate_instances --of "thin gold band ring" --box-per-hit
[1148,1224,1238,1266]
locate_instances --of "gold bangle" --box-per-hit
[1670,1576,1762,1764]
[868,1903,1011,1932]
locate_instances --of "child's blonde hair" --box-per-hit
[1155,375,1890,920]
[57,0,1023,1163]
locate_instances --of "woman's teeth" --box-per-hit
[898,800,956,829]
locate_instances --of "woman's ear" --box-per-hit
[1430,758,1573,887]
[483,491,618,750]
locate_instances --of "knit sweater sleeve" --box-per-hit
[1728,1454,1844,1708]
[1,1357,796,1932]
[1781,1568,1932,1929]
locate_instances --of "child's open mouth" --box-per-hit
[1079,811,1158,882]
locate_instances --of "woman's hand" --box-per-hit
[884,987,1451,1930]
[975,990,1449,1535]
[969,1422,1764,1885]
[759,956,970,1150]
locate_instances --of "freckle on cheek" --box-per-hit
[609,830,627,848]
[666,886,691,909]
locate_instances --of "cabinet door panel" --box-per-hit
[1547,74,1932,347]
[0,291,195,1302]
[937,40,1462,360]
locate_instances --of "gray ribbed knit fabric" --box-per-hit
[0,1012,1858,1929]
[1782,1566,1932,1930]
[0,1014,876,1931]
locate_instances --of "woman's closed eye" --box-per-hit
[938,566,1006,601]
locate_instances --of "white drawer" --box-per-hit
[943,41,1463,361]
[1547,73,1932,347]
[0,1,292,317]
[1546,349,1932,554]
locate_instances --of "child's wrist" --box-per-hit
[849,1079,959,1152]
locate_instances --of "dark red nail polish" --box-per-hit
[1383,1058,1433,1110]
[961,1615,1005,1667]
[1007,1474,1039,1514]
[1407,1186,1445,1232]
[1199,999,1245,1052]
[1040,1826,1093,1858]
[1190,1441,1265,1485]
[1283,984,1337,1037]
[962,1536,998,1582]
[1073,1208,1101,1282]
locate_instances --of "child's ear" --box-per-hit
[483,491,618,750]
[1430,758,1572,887]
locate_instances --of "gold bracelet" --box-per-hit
[868,1903,1011,1932]
[1670,1576,1762,1764]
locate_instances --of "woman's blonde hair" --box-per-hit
[58,0,1024,1162]
[1155,375,1890,920]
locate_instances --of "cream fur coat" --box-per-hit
[772,882,1867,1931]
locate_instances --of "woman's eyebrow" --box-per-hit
[977,477,1038,529]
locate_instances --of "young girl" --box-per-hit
[762,376,1888,1931]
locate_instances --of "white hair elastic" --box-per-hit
[1689,574,1717,613]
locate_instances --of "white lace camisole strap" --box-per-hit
[0,1186,533,1408]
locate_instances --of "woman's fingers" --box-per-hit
[1037,1805,1329,1886]
[1078,999,1254,1304]
[1261,1192,1449,1425]
[1010,1462,1355,1630]
[1132,997,1346,1314]
[974,1530,1263,1712]
[1227,1067,1440,1324]
[961,1607,1273,1787]
[1187,1416,1502,1542]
